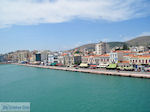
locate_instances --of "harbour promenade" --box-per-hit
[15,64,150,79]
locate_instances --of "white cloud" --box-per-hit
[0,0,149,28]
[139,32,150,36]
[123,32,150,41]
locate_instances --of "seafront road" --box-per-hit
[15,64,150,79]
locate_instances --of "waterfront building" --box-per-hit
[0,55,5,62]
[96,54,110,67]
[58,54,65,65]
[129,55,150,65]
[109,50,137,64]
[82,55,98,65]
[63,54,73,67]
[48,54,54,64]
[87,56,96,65]
[35,53,41,62]
[29,50,38,63]
[17,50,30,63]
[40,50,51,65]
[95,41,110,55]
[12,53,19,63]
[48,54,59,65]
[53,55,59,64]
[109,52,121,64]
[73,54,82,65]
[81,56,89,64]
[5,50,30,63]
[6,52,17,62]
[61,53,82,67]
[41,51,48,62]
[82,54,110,67]
[117,61,131,68]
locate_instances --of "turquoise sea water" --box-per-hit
[0,64,150,112]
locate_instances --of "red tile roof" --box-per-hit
[61,53,67,56]
[130,55,150,58]
[83,54,109,58]
[113,50,136,53]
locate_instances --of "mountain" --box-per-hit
[72,43,96,51]
[68,36,150,52]
[67,42,125,52]
[126,36,150,46]
[108,42,125,48]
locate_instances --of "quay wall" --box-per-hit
[15,64,150,79]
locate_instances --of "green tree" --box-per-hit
[122,44,129,50]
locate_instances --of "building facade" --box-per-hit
[129,55,150,65]
[95,41,109,55]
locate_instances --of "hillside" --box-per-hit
[126,36,150,46]
[72,43,96,51]
[108,42,125,48]
[68,42,125,52]
[68,36,150,52]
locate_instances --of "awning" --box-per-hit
[107,64,117,69]
[117,67,124,70]
[145,67,150,70]
[90,65,97,67]
[50,63,57,66]
[79,63,88,67]
[98,64,109,68]
[56,63,63,66]
[124,66,134,70]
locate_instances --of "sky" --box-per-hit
[0,0,150,53]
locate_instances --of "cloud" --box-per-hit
[139,32,150,36]
[0,0,150,28]
[123,31,150,41]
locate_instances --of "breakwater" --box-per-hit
[15,64,150,79]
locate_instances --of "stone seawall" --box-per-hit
[15,64,150,79]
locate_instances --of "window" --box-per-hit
[146,60,148,64]
[139,60,141,63]
[142,60,144,63]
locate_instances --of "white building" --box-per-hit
[109,50,137,64]
[109,52,121,64]
[130,46,148,52]
[48,54,59,64]
[95,41,109,55]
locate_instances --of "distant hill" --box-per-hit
[108,42,125,48]
[126,36,150,46]
[68,36,150,52]
[67,42,125,52]
[72,43,96,51]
